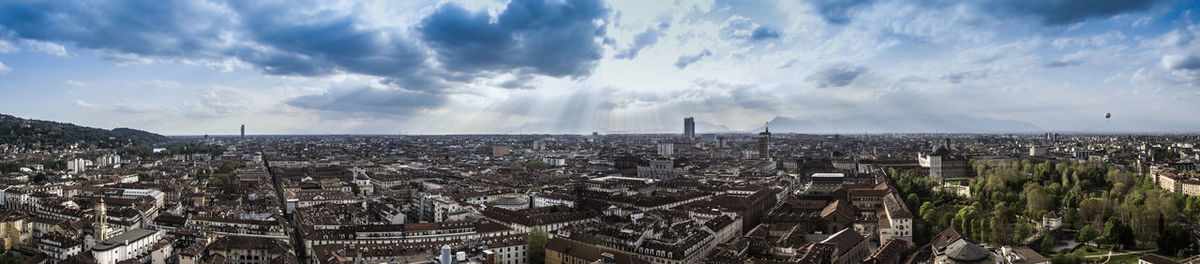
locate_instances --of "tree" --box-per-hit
[1102,218,1134,249]
[940,210,956,232]
[910,159,1183,249]
[1062,209,1079,229]
[212,174,231,185]
[920,202,936,223]
[971,219,984,241]
[0,162,20,173]
[1077,225,1097,242]
[906,193,920,210]
[1024,183,1053,216]
[1079,198,1114,225]
[1051,252,1084,264]
[1041,232,1057,253]
[954,206,977,235]
[216,162,239,174]
[1186,196,1200,221]
[988,218,1011,245]
[0,252,23,264]
[1012,221,1033,245]
[515,160,549,170]
[1157,220,1191,256]
[527,226,548,264]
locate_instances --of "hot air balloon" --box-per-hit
[1105,112,1111,123]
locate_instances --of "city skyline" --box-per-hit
[2,0,1200,135]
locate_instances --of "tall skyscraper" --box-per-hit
[683,117,695,140]
[240,124,245,138]
[758,125,771,160]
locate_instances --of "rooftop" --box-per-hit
[93,228,158,251]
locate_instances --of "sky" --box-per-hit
[1,0,1200,135]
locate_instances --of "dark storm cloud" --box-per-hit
[809,0,874,24]
[230,2,430,80]
[285,87,446,115]
[418,0,610,78]
[497,74,536,89]
[0,0,432,80]
[674,49,712,69]
[808,65,867,88]
[0,0,619,115]
[0,0,229,57]
[985,0,1167,25]
[614,22,669,60]
[749,27,781,41]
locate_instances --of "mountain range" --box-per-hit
[750,115,1042,134]
[499,114,1041,134]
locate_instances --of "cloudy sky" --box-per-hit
[1,0,1199,135]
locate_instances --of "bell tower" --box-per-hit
[94,197,109,241]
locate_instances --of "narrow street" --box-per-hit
[264,155,308,262]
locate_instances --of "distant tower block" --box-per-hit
[240,124,245,138]
[683,117,695,140]
[758,124,771,160]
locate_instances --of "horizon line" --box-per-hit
[166,131,1200,137]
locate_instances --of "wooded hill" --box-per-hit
[0,114,168,149]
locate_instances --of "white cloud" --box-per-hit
[65,80,86,88]
[1051,31,1126,49]
[2,0,1200,133]
[0,40,17,54]
[0,61,9,74]
[145,80,182,90]
[20,39,68,56]
[74,100,99,109]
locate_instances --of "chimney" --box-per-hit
[601,253,615,264]
[440,245,452,264]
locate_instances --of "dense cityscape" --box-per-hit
[0,114,1196,263]
[4,0,1200,263]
